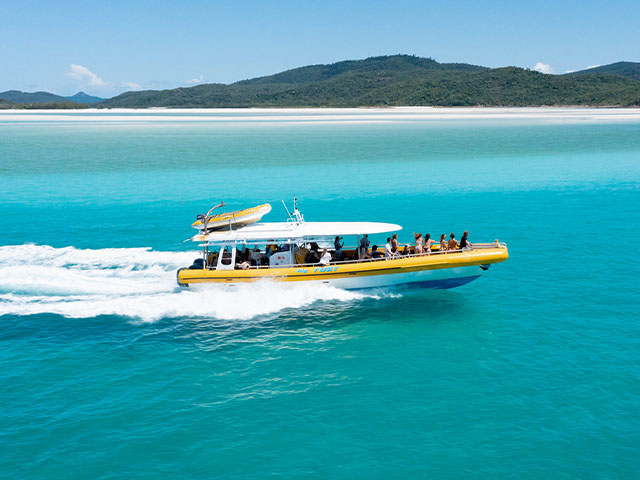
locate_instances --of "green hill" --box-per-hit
[0,90,97,109]
[67,91,104,103]
[569,62,640,81]
[0,99,89,110]
[0,90,69,103]
[0,89,102,106]
[236,55,487,85]
[102,55,640,107]
[5,55,640,108]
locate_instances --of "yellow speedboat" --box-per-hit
[178,200,508,290]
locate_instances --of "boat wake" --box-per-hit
[0,244,375,322]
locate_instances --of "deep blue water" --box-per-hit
[1,110,639,478]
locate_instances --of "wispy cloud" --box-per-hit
[67,64,105,86]
[584,64,601,70]
[532,62,554,74]
[122,81,142,90]
[186,75,205,85]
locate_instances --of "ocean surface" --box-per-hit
[1,108,639,479]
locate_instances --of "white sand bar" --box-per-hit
[2,107,640,124]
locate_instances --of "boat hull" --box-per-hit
[177,246,508,290]
[324,265,483,290]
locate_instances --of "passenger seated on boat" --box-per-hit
[385,237,393,257]
[295,246,309,264]
[359,234,370,259]
[237,245,249,263]
[306,243,320,263]
[319,248,331,266]
[334,236,344,260]
[424,234,434,255]
[448,233,459,250]
[414,233,423,254]
[403,244,412,255]
[371,245,382,259]
[440,234,447,252]
[278,244,290,252]
[391,234,399,254]
[250,246,262,266]
[460,231,472,249]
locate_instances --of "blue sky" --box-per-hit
[2,0,638,97]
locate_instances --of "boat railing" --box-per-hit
[238,241,507,270]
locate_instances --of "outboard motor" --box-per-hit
[196,213,208,231]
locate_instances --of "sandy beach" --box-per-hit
[2,107,640,124]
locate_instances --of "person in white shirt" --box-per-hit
[319,248,332,265]
[384,237,393,258]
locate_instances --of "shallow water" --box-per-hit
[1,110,639,478]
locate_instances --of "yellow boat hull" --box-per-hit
[177,246,508,290]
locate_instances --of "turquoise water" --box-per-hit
[1,110,639,478]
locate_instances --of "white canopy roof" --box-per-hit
[193,221,402,243]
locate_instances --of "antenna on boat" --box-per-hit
[282,197,304,224]
[292,196,304,224]
[282,199,294,222]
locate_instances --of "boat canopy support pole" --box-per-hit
[203,244,207,269]
[203,201,226,231]
[357,234,360,260]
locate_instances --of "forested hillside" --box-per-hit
[4,55,639,108]
[102,55,640,108]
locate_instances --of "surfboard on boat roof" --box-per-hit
[192,203,272,231]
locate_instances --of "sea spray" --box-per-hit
[0,244,373,321]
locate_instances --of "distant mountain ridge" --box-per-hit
[102,55,640,107]
[0,90,103,104]
[2,56,639,108]
[0,90,69,103]
[236,55,487,85]
[569,61,640,81]
[67,91,104,103]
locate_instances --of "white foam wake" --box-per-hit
[0,244,370,321]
